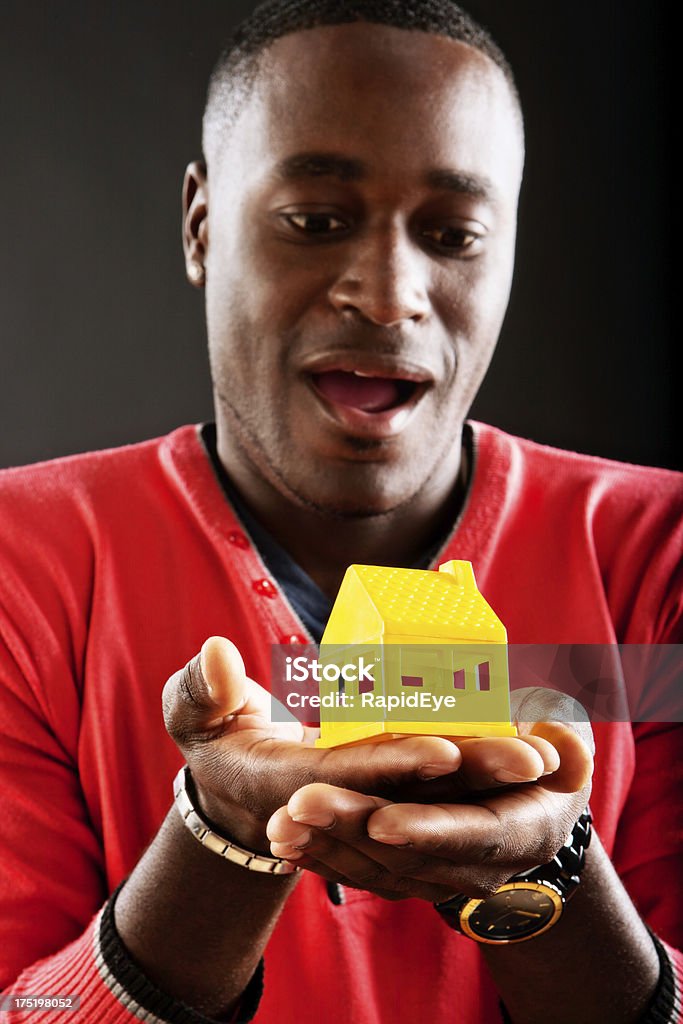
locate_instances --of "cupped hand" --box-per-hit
[163,637,559,853]
[266,687,594,901]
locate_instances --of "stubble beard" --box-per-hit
[212,383,458,521]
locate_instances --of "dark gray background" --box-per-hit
[1,2,676,470]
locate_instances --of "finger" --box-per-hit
[266,805,314,855]
[515,733,561,774]
[363,733,561,808]
[267,786,501,901]
[163,636,305,745]
[525,721,594,792]
[202,636,300,732]
[511,686,594,791]
[448,736,548,788]
[301,847,455,903]
[200,636,250,718]
[512,686,593,742]
[269,814,455,902]
[271,783,461,881]
[268,783,391,841]
[264,733,560,823]
[280,785,443,888]
[162,636,248,742]
[366,786,584,875]
[295,852,451,903]
[190,729,464,843]
[239,733,463,816]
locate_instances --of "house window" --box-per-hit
[453,669,466,690]
[476,662,491,691]
[401,675,423,687]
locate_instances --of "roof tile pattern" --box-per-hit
[352,564,506,641]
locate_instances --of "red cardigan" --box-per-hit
[0,421,681,1022]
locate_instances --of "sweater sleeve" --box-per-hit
[2,896,264,1024]
[0,615,262,1023]
[0,607,106,994]
[613,723,683,1021]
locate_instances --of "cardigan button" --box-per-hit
[281,633,308,645]
[253,578,277,598]
[227,530,249,549]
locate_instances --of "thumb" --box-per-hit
[200,636,249,720]
[163,636,248,745]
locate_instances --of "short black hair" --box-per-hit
[203,0,520,164]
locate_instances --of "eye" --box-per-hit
[281,212,348,235]
[420,225,483,255]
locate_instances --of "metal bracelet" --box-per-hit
[173,764,300,876]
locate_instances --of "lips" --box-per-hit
[302,357,433,440]
[311,370,418,413]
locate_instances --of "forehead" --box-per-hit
[217,23,523,198]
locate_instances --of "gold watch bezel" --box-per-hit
[459,880,564,944]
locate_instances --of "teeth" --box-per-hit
[352,370,375,377]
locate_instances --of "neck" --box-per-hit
[214,428,470,601]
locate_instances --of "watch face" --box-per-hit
[460,882,564,944]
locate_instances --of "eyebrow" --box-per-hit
[275,153,366,182]
[275,152,495,201]
[425,168,495,202]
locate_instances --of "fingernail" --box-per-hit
[367,831,410,846]
[419,762,458,780]
[290,811,335,828]
[270,840,306,859]
[492,768,539,783]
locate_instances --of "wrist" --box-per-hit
[436,806,592,944]
[176,765,299,874]
[191,772,272,855]
[481,834,661,1024]
[108,881,265,1024]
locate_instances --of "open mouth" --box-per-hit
[311,370,421,414]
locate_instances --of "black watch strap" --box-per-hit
[435,806,592,930]
[511,805,592,902]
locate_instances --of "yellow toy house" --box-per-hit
[316,560,517,748]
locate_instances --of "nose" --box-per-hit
[328,224,430,327]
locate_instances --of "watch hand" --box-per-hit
[490,910,543,927]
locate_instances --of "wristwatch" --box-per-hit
[435,807,592,944]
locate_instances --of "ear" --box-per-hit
[182,160,208,288]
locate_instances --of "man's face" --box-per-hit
[201,23,524,516]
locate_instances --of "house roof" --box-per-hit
[340,561,507,642]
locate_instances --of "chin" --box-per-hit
[286,459,428,519]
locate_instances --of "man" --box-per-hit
[0,2,680,1022]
